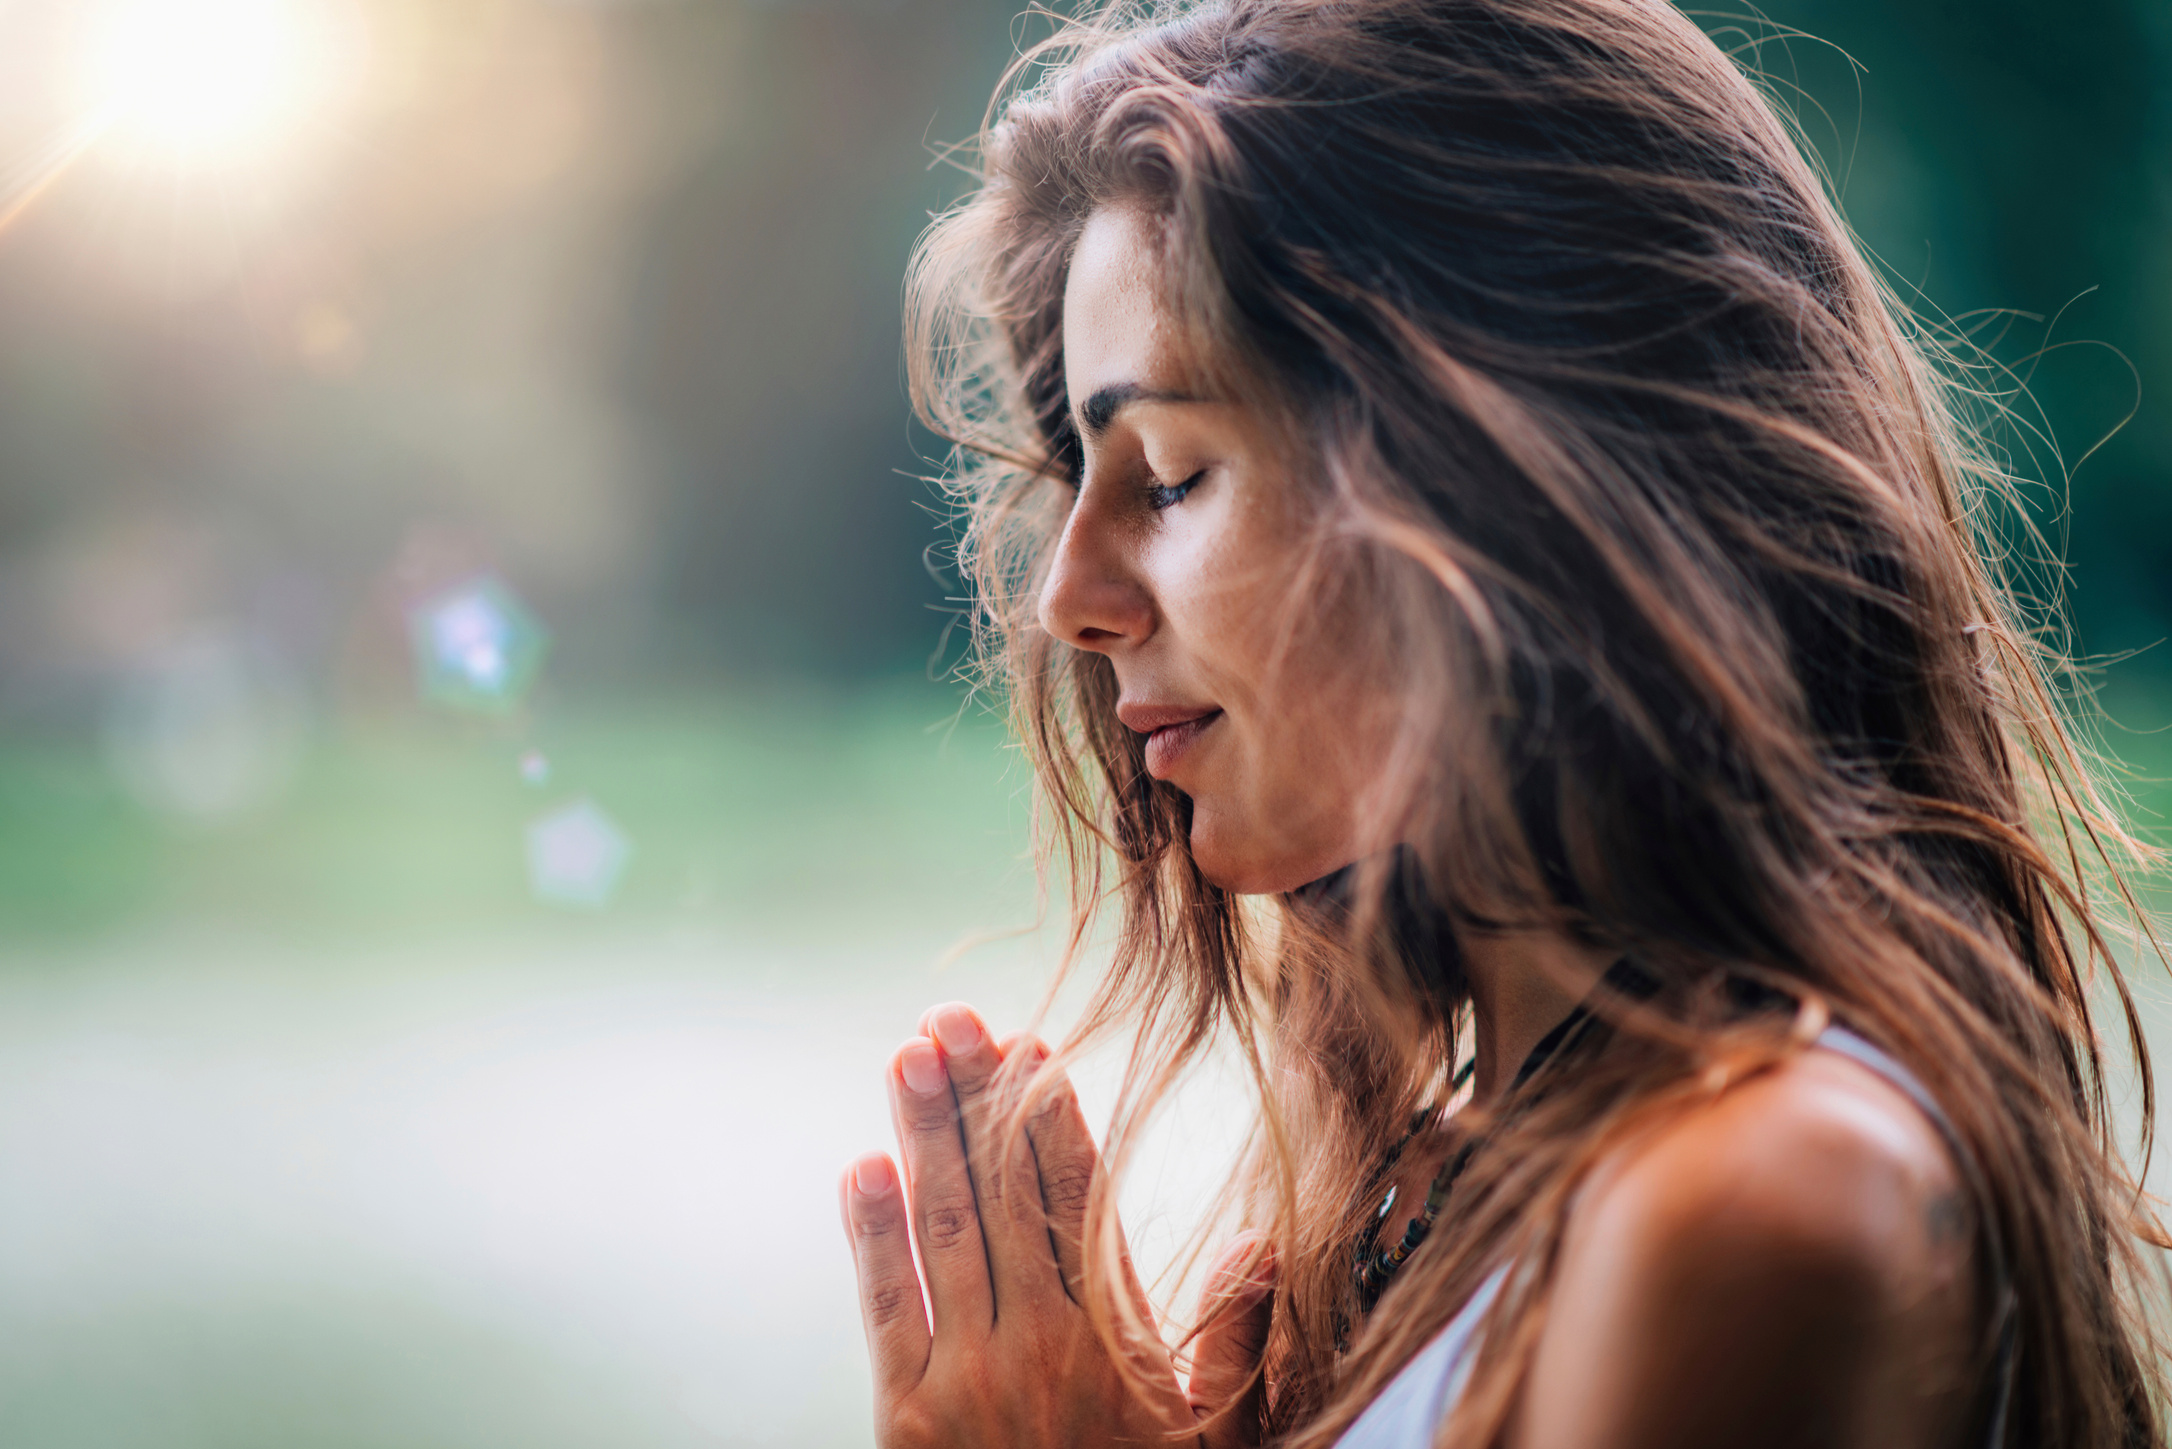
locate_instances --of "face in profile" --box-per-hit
[1040,206,1399,895]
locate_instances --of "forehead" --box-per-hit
[1062,206,1198,407]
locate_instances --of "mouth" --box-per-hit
[1121,705,1223,779]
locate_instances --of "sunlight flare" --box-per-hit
[72,0,345,166]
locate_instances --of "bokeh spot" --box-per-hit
[407,577,550,715]
[526,799,631,909]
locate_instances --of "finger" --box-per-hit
[889,1036,995,1337]
[1010,1039,1106,1305]
[929,1005,1062,1315]
[991,1033,1161,1333]
[840,1152,932,1396]
[1189,1233,1276,1448]
[1004,1045,1178,1399]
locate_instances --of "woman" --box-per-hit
[836,1,2170,1444]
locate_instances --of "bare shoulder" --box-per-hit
[1582,1043,1970,1271]
[1509,1046,1982,1449]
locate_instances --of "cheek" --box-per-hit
[1148,520,1286,697]
[1202,631,1406,890]
[1146,481,1397,888]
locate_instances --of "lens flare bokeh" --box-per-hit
[68,0,354,167]
[408,577,551,717]
[526,797,633,908]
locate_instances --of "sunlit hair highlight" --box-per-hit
[906,1,2171,1443]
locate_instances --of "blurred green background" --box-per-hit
[0,1,2163,1445]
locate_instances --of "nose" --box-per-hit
[1036,489,1154,653]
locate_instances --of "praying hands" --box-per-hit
[838,1002,1275,1449]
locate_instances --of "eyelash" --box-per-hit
[1146,469,1206,511]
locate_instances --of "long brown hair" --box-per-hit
[905,0,2171,1443]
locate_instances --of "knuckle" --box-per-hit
[882,1400,944,1449]
[864,1281,923,1331]
[1039,1159,1098,1218]
[1028,1081,1078,1128]
[853,1209,906,1246]
[947,1065,998,1103]
[974,1157,1026,1209]
[918,1200,981,1254]
[903,1097,961,1134]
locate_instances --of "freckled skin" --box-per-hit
[1039,206,1400,893]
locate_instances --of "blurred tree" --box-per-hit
[1732,0,2172,662]
[619,0,1019,679]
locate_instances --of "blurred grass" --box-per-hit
[0,681,1048,1449]
[0,1286,714,1449]
[0,679,1036,946]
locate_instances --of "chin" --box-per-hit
[1188,805,1348,896]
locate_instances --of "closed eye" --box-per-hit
[1147,469,1206,511]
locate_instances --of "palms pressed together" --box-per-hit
[839,1002,1275,1449]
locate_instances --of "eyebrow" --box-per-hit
[1076,382,1199,437]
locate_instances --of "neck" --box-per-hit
[1460,929,1617,1104]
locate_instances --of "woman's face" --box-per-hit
[1041,206,1396,894]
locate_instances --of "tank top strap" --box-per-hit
[1813,1024,2017,1449]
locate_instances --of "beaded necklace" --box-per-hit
[1349,960,1633,1313]
[1350,1060,1477,1312]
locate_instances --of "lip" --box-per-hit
[1119,701,1223,779]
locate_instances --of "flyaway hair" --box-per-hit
[906,1,2171,1443]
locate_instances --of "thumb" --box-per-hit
[1189,1232,1276,1448]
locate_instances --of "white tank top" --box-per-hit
[1332,1024,2015,1449]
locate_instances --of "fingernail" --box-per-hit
[853,1155,895,1197]
[899,1039,946,1096]
[930,1004,983,1057]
